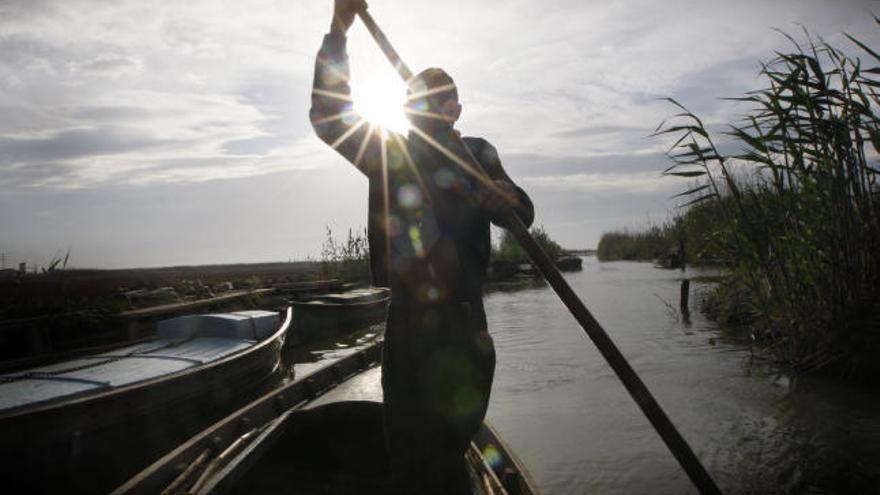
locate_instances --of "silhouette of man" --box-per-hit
[310,1,534,493]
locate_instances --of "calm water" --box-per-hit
[484,257,880,494]
[286,257,880,494]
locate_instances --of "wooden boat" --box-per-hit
[287,287,390,344]
[0,288,274,374]
[113,340,541,495]
[0,307,292,495]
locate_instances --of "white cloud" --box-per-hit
[522,171,681,195]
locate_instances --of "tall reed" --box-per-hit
[657,25,880,379]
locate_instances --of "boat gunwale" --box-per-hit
[0,307,292,421]
[474,422,541,495]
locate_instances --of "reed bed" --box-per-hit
[656,25,880,379]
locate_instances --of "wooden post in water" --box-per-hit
[355,8,722,495]
[680,278,691,322]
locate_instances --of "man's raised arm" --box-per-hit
[309,0,379,175]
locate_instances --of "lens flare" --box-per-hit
[482,444,503,470]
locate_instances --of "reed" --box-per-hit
[656,25,880,379]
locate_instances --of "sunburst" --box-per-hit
[350,71,409,134]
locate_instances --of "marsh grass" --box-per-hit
[657,25,880,379]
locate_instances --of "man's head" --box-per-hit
[405,68,461,132]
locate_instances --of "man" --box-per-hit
[310,1,534,493]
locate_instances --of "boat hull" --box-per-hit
[288,288,389,344]
[0,308,291,495]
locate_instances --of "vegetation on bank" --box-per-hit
[0,261,318,320]
[492,225,566,263]
[597,198,729,264]
[318,224,570,281]
[606,27,880,381]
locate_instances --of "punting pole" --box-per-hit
[355,8,723,495]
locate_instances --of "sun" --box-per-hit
[350,71,410,135]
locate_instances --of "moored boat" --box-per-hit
[555,255,583,271]
[287,287,390,344]
[112,340,541,495]
[0,307,292,495]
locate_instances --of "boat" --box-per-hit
[112,340,541,495]
[287,287,390,344]
[555,256,583,272]
[0,307,292,495]
[271,278,347,297]
[0,288,274,374]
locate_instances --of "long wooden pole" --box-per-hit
[355,8,722,495]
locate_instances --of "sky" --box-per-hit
[1,0,878,269]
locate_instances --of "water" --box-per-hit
[283,257,880,494]
[483,257,880,494]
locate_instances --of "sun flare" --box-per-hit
[351,73,410,135]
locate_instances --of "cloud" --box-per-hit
[3,0,875,193]
[0,127,183,164]
[68,106,153,122]
[522,171,680,196]
[0,0,326,190]
[552,125,651,139]
[504,150,668,178]
[0,162,78,188]
[78,56,143,75]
